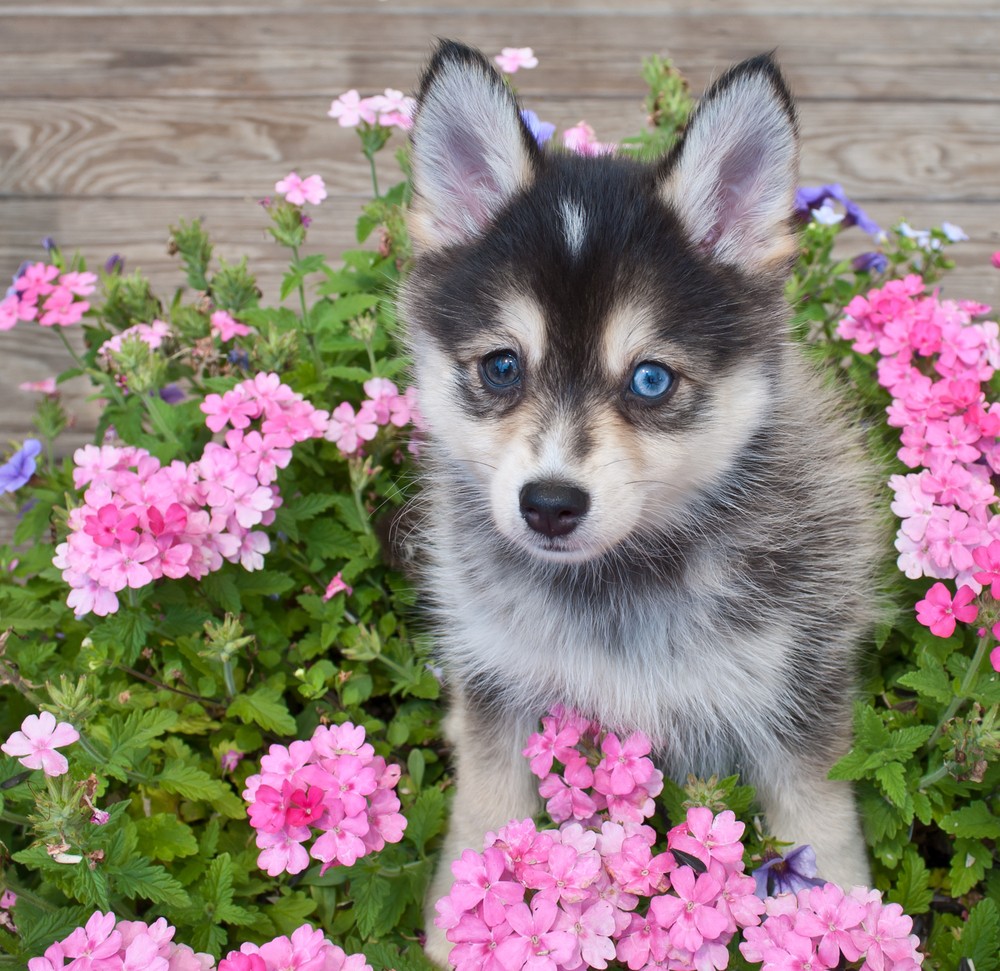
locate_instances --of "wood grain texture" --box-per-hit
[2,0,998,456]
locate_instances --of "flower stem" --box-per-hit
[366,149,381,198]
[925,631,991,752]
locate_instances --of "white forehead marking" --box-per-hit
[496,291,548,364]
[560,198,587,258]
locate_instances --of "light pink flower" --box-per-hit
[494,47,538,73]
[328,89,378,127]
[275,172,327,206]
[210,310,251,342]
[1,711,79,776]
[18,377,58,394]
[325,401,379,455]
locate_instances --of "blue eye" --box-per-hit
[480,350,521,390]
[629,361,674,400]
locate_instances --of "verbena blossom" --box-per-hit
[838,276,1000,637]
[242,721,406,876]
[54,374,329,617]
[1,711,79,776]
[18,377,58,394]
[322,571,352,600]
[495,47,538,73]
[218,924,373,971]
[752,845,824,897]
[0,439,43,494]
[275,172,328,206]
[325,377,420,456]
[27,911,213,971]
[437,708,924,971]
[327,89,415,130]
[562,122,616,157]
[1,262,97,330]
[210,309,252,342]
[98,319,172,359]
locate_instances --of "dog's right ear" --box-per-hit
[408,40,539,253]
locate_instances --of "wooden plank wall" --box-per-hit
[1,0,998,461]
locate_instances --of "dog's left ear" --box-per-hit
[407,40,539,254]
[660,54,799,276]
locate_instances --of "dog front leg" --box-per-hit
[424,691,541,967]
[757,763,871,890]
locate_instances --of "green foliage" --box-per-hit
[0,51,994,971]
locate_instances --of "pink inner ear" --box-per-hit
[441,132,509,236]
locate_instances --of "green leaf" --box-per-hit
[949,837,993,897]
[939,801,1000,839]
[887,848,933,914]
[952,898,1000,971]
[227,678,297,735]
[873,761,908,808]
[268,889,318,936]
[155,758,246,817]
[133,813,199,862]
[350,864,409,939]
[404,786,445,856]
[113,854,190,908]
[896,663,952,704]
[88,608,154,664]
[94,708,179,779]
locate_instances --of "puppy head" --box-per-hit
[402,41,800,564]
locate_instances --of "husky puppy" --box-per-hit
[400,40,880,963]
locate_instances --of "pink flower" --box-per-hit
[368,88,417,130]
[991,645,1000,672]
[563,122,616,157]
[0,890,16,910]
[494,47,538,73]
[0,293,19,331]
[325,401,379,455]
[2,711,79,776]
[328,90,378,127]
[915,582,978,637]
[794,883,866,965]
[210,310,252,342]
[648,866,728,954]
[323,571,353,600]
[992,251,1000,270]
[450,847,525,925]
[496,896,577,971]
[275,172,327,206]
[18,377,58,394]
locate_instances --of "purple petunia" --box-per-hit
[795,183,882,237]
[0,439,42,494]
[752,844,826,898]
[521,109,556,148]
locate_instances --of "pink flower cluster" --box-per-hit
[218,924,372,971]
[327,88,416,130]
[28,911,212,971]
[1,711,79,777]
[54,373,328,617]
[562,122,616,157]
[524,706,665,826]
[275,173,327,207]
[325,377,421,456]
[98,319,172,360]
[242,721,406,876]
[740,884,923,971]
[1,262,97,330]
[437,708,925,971]
[436,708,764,971]
[838,275,1000,635]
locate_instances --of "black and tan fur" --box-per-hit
[399,41,880,965]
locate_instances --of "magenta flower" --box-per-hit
[1,711,79,776]
[274,172,327,206]
[322,571,353,601]
[915,582,978,637]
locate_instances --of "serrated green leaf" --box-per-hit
[404,786,445,856]
[350,864,409,939]
[940,801,1000,839]
[227,678,297,735]
[887,848,933,914]
[874,761,909,809]
[113,855,190,908]
[949,837,993,897]
[952,898,1000,971]
[155,758,246,817]
[92,708,179,780]
[896,664,952,704]
[268,890,318,936]
[87,608,154,664]
[133,813,199,862]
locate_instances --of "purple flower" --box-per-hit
[752,844,825,897]
[0,439,42,494]
[852,251,889,274]
[41,236,58,254]
[104,253,125,275]
[521,109,556,148]
[795,183,881,237]
[159,384,185,404]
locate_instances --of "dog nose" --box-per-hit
[519,481,590,537]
